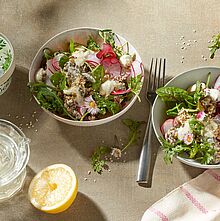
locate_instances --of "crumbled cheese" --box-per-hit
[204,120,218,138]
[204,88,220,101]
[100,80,117,96]
[119,54,134,68]
[188,82,206,92]
[177,121,191,141]
[72,50,90,67]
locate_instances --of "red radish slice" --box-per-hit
[131,60,144,78]
[160,119,174,135]
[86,53,101,64]
[111,88,131,95]
[96,43,116,59]
[214,75,220,90]
[101,57,122,77]
[46,58,60,75]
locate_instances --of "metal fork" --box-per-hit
[137,58,166,184]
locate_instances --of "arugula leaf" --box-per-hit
[156,87,194,103]
[2,50,12,71]
[91,146,111,174]
[209,33,220,59]
[196,141,215,164]
[159,137,191,163]
[59,55,69,68]
[69,39,75,53]
[128,74,143,100]
[0,38,6,51]
[43,48,53,60]
[99,29,115,47]
[193,81,205,104]
[91,65,105,91]
[93,93,120,115]
[28,83,75,120]
[166,103,184,117]
[50,72,66,90]
[87,36,100,51]
[122,119,145,151]
[189,118,204,136]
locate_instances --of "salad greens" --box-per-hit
[29,29,143,121]
[157,73,220,165]
[209,32,220,59]
[91,119,144,174]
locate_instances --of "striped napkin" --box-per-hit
[141,170,220,221]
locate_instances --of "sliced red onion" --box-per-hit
[46,58,60,75]
[101,57,122,77]
[214,75,220,90]
[161,119,174,135]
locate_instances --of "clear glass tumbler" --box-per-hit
[0,119,30,202]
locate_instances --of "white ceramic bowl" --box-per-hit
[29,28,144,126]
[152,66,220,169]
[0,33,15,95]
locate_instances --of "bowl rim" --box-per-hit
[152,66,220,168]
[29,27,144,125]
[0,33,15,84]
[0,119,30,186]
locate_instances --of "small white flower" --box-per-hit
[183,133,193,145]
[84,95,99,115]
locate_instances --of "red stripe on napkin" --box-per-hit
[207,170,220,182]
[180,186,208,214]
[149,207,169,221]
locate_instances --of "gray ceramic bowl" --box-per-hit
[29,27,144,126]
[0,33,15,95]
[152,66,220,169]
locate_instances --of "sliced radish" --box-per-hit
[86,52,101,64]
[160,119,174,135]
[131,60,144,78]
[96,43,116,59]
[111,88,131,95]
[214,75,220,90]
[101,57,122,77]
[46,57,60,75]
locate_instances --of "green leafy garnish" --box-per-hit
[189,117,204,136]
[2,50,12,71]
[0,38,6,51]
[59,55,69,68]
[87,36,100,51]
[128,74,143,101]
[156,87,194,103]
[43,48,53,60]
[69,39,75,53]
[122,119,145,151]
[166,103,184,117]
[50,72,66,90]
[93,93,120,115]
[91,65,105,91]
[209,33,220,59]
[28,83,75,120]
[91,118,144,174]
[91,146,111,174]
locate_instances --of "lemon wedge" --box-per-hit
[28,164,78,214]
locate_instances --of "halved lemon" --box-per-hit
[28,164,78,214]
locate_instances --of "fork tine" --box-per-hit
[162,58,166,86]
[147,58,153,92]
[153,58,158,91]
[157,58,162,88]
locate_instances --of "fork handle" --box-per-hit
[136,109,153,184]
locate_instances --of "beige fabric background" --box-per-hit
[0,0,220,220]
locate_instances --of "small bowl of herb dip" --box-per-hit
[0,33,15,95]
